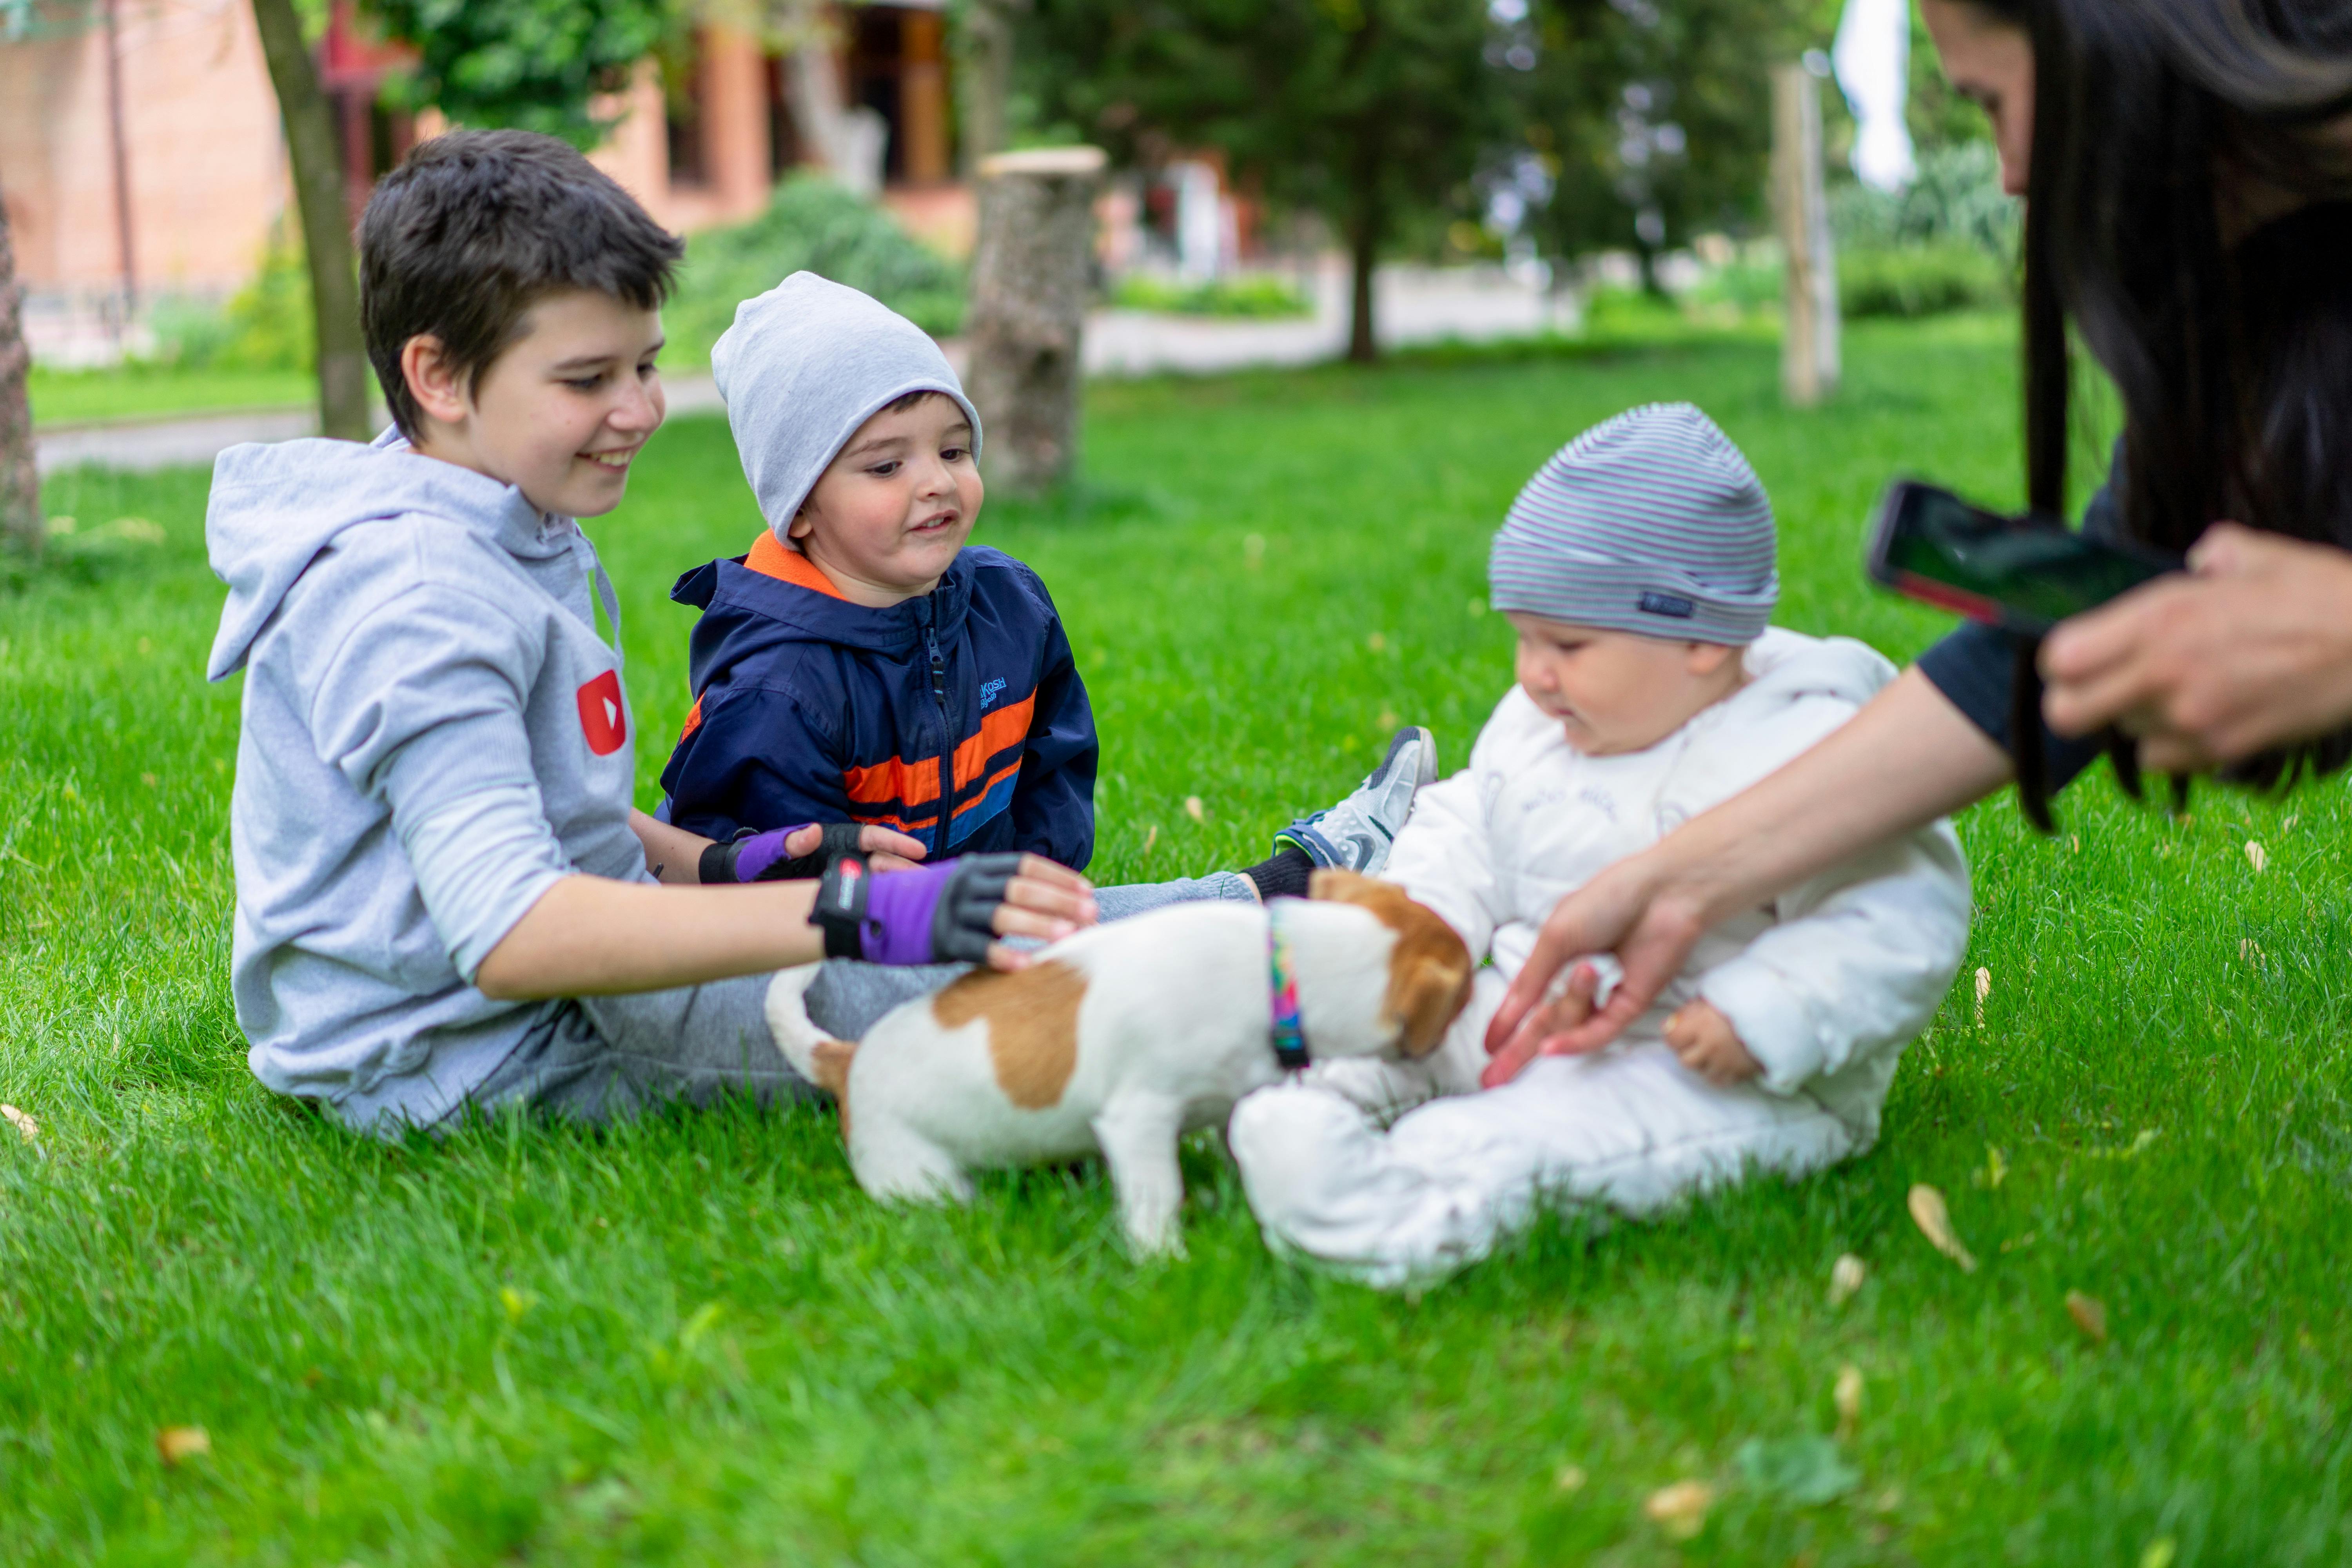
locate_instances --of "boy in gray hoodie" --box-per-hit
[205,131,1090,1134]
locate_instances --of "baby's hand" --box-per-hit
[1662,1000,1762,1087]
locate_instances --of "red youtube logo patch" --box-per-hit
[576,669,628,756]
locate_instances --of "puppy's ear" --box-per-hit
[1393,951,1474,1056]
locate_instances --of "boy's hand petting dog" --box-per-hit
[1662,999,1762,1086]
[820,852,1096,971]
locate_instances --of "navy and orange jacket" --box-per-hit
[657,533,1098,868]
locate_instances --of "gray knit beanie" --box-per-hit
[712,271,982,535]
[1488,403,1777,644]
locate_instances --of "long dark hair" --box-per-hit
[1967,0,2352,828]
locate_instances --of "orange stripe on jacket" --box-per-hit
[845,755,942,808]
[744,531,848,600]
[950,694,1036,793]
[679,693,705,741]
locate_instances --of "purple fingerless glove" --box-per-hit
[701,822,866,884]
[810,853,1024,964]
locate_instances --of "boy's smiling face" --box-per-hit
[400,287,666,518]
[789,392,982,608]
[1508,612,1747,756]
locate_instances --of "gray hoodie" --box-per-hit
[206,432,649,1130]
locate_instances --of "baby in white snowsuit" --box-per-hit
[1229,403,1972,1288]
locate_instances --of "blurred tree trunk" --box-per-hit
[959,0,1018,171]
[1345,216,1378,364]
[0,180,37,563]
[252,0,371,441]
[967,146,1104,495]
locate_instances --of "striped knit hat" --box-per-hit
[1488,403,1777,644]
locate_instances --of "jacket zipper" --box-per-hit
[920,605,950,853]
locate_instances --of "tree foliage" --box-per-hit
[1022,0,1511,360]
[1505,0,1814,288]
[365,0,674,149]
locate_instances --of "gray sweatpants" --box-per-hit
[461,871,1255,1125]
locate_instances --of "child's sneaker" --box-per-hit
[1275,727,1437,876]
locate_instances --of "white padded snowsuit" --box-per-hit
[1230,629,1973,1288]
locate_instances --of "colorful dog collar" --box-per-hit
[1266,902,1311,1070]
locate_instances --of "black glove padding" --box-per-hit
[929,853,1027,963]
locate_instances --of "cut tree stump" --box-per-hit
[966,145,1106,497]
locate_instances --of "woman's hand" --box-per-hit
[2042,524,2352,771]
[1483,857,1713,1071]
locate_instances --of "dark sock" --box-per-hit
[1242,846,1315,901]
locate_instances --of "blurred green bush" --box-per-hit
[1838,241,2009,318]
[1108,274,1310,318]
[664,175,965,365]
[149,232,315,373]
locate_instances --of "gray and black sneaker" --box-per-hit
[1274,726,1438,877]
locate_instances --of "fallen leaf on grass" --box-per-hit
[2246,840,2268,873]
[155,1426,210,1466]
[1554,1463,1586,1492]
[1834,1365,1864,1440]
[1142,824,1158,855]
[1644,1479,1714,1539]
[1367,632,1387,653]
[0,1105,38,1146]
[1974,967,1991,1028]
[2065,1290,2109,1344]
[1907,1184,1977,1272]
[1828,1253,1866,1307]
[1737,1435,1860,1507]
[1184,796,1205,823]
[2140,1538,2178,1568]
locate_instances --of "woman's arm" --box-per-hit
[474,853,1097,1000]
[1484,666,2012,1063]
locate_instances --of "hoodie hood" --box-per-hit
[205,433,564,681]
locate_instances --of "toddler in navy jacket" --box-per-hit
[663,526,1095,866]
[660,274,1437,1036]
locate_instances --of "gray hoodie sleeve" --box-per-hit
[309,579,575,981]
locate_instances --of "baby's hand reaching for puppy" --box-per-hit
[1662,999,1761,1087]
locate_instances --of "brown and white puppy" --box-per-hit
[767,869,1474,1256]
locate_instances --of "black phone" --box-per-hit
[1865,480,2181,637]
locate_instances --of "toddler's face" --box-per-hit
[790,393,981,606]
[1508,613,1744,756]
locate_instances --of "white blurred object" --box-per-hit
[1171,161,1223,282]
[1833,0,1916,192]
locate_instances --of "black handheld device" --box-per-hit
[1865,480,2182,637]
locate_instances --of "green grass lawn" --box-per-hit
[26,364,317,428]
[6,314,2349,1564]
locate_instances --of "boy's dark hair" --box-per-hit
[359,129,684,437]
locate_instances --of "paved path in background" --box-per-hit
[35,264,1573,474]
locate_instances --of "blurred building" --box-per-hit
[0,0,967,365]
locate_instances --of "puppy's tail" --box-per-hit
[765,964,858,1097]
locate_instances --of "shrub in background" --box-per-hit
[1108,274,1310,318]
[664,176,965,366]
[1837,241,2008,318]
[149,233,315,373]
[1831,141,2017,260]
